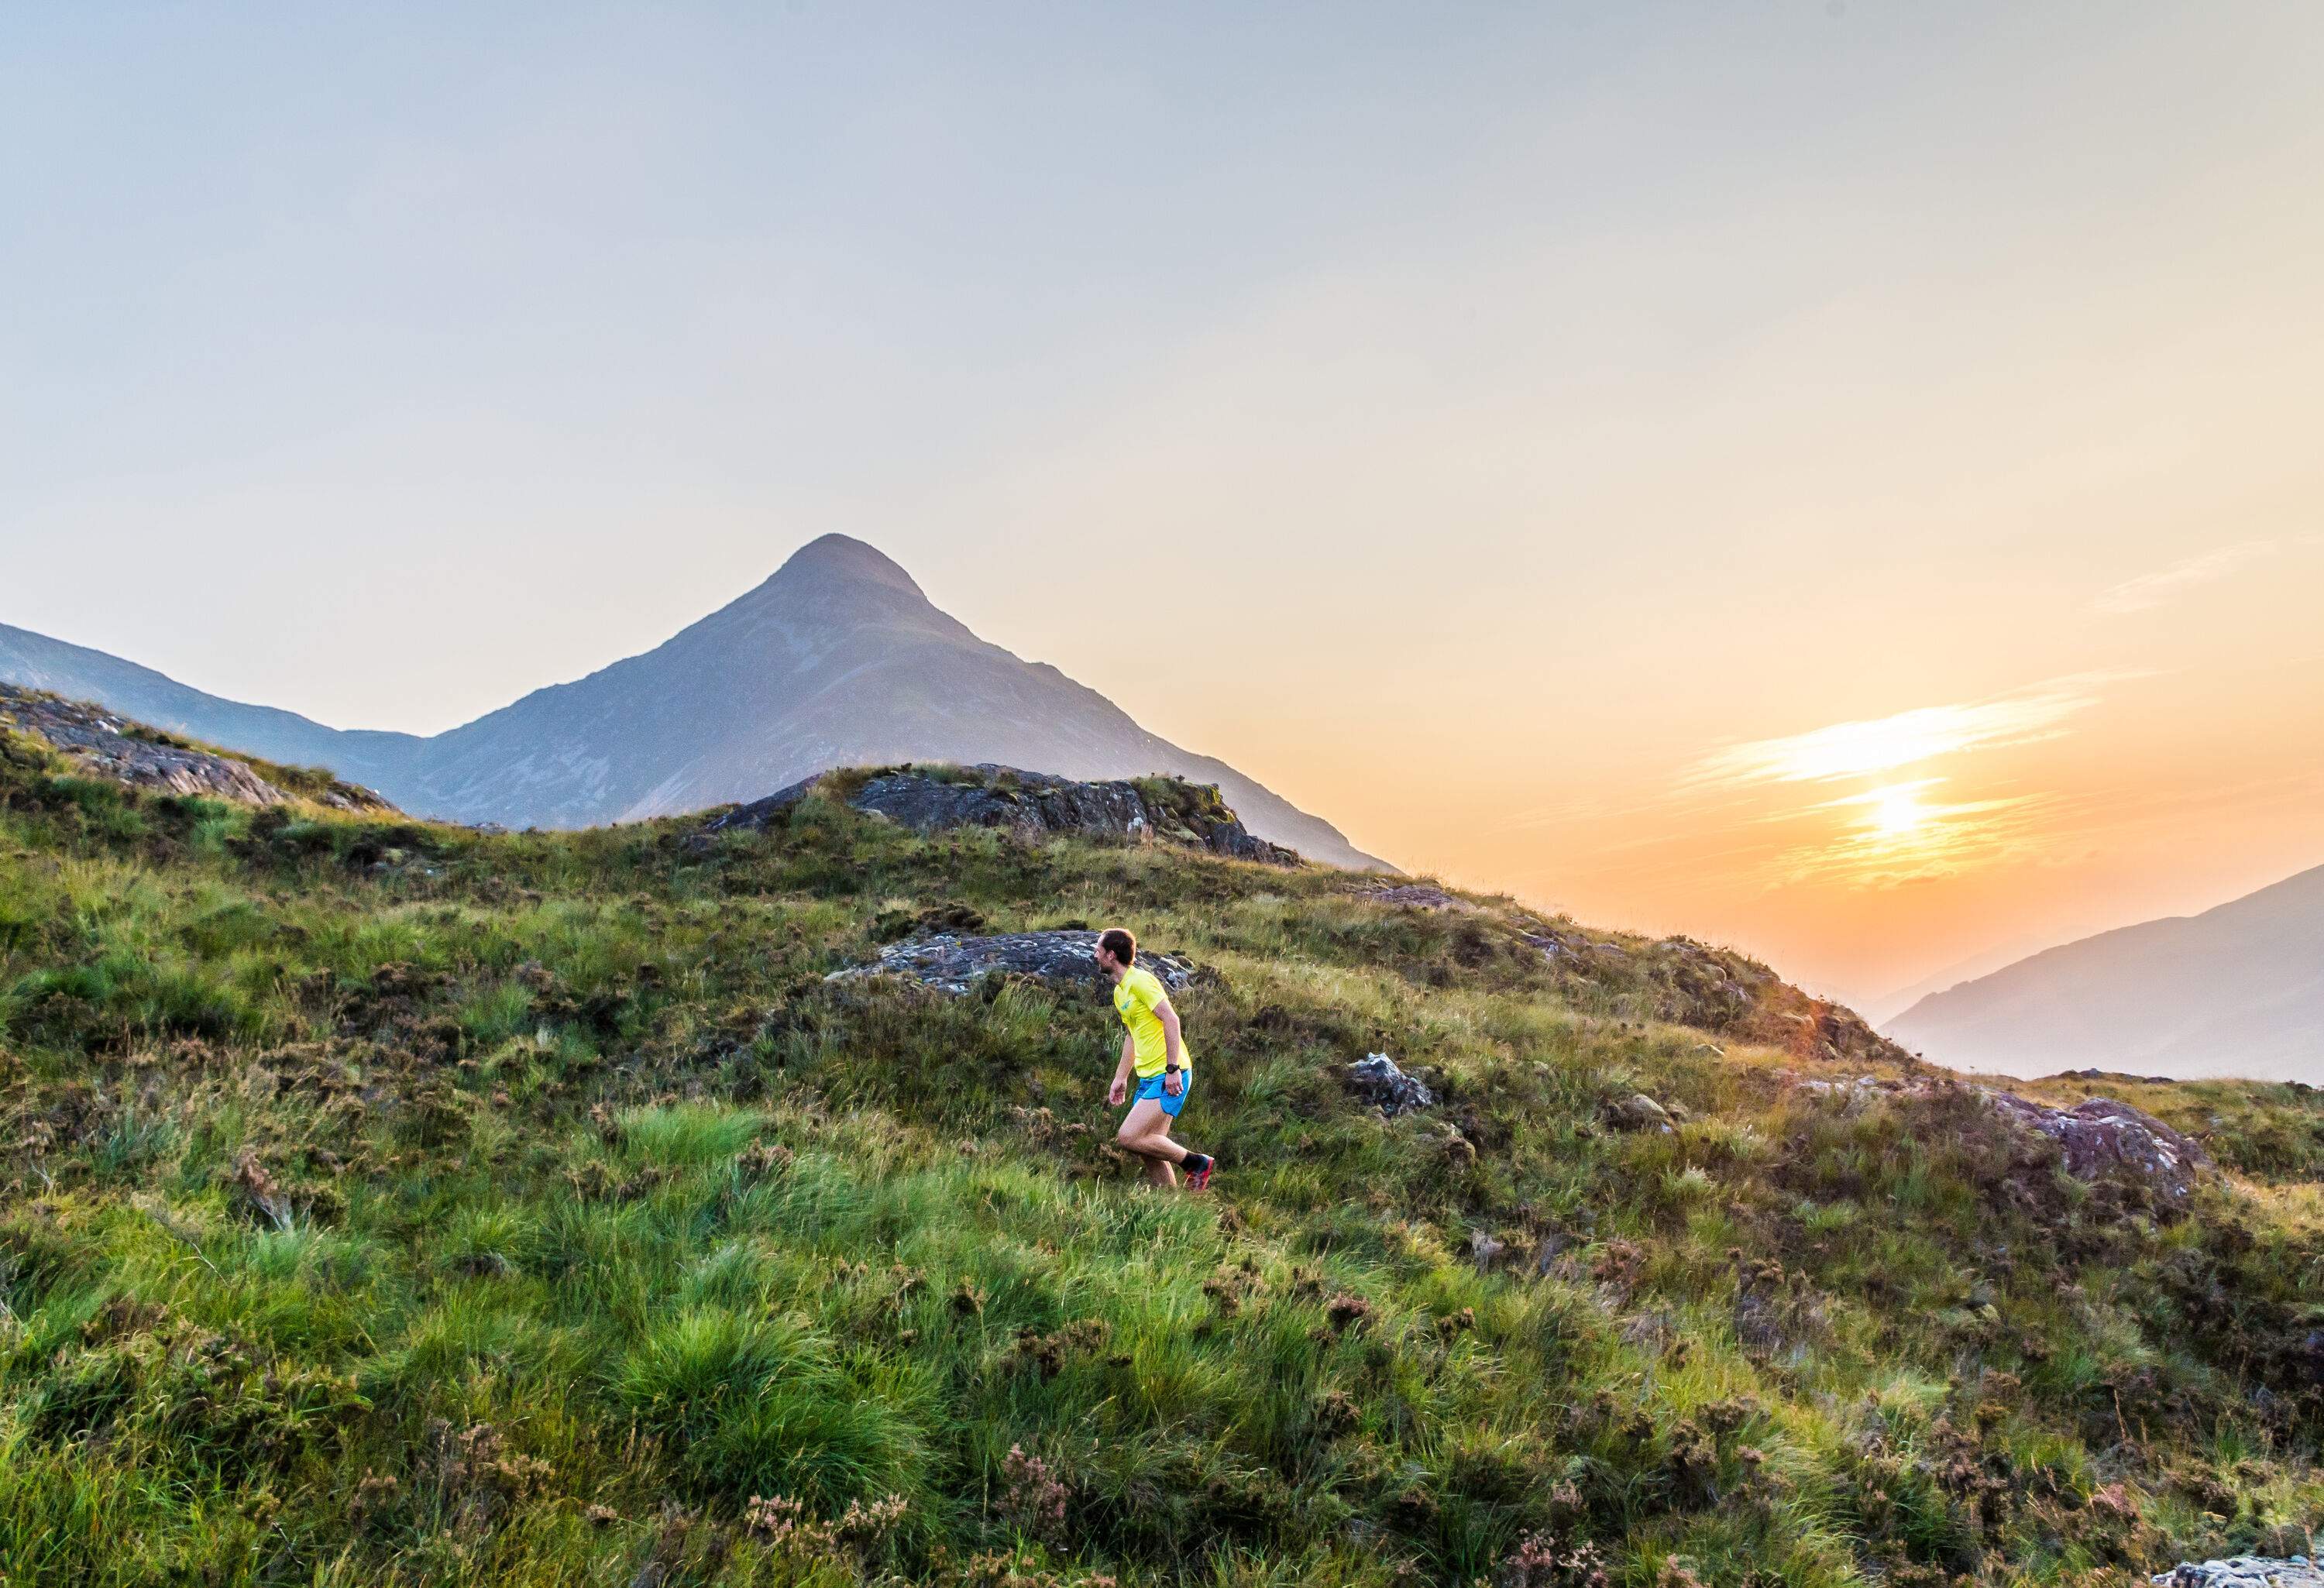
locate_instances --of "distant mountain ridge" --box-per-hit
[0,624,424,792]
[0,535,1388,870]
[1858,935,2058,1029]
[1884,864,2324,1082]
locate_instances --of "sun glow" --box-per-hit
[1765,777,2053,887]
[1676,679,2160,892]
[1868,784,1931,837]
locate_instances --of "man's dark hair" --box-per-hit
[1097,927,1136,965]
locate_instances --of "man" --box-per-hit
[1095,926,1215,1191]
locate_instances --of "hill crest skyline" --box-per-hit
[0,534,1386,870]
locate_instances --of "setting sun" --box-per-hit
[1869,784,1931,837]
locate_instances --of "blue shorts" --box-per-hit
[1133,1070,1192,1117]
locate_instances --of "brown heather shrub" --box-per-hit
[996,1444,1068,1539]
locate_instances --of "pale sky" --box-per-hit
[5,3,2322,1005]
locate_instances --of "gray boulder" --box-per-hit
[1985,1092,2212,1201]
[1783,1070,2215,1200]
[2153,1559,2323,1587]
[1607,1092,1676,1133]
[703,772,824,834]
[827,930,1195,997]
[1345,1052,1436,1116]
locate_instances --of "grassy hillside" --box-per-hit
[1,723,2320,1586]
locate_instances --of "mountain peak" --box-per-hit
[1,534,1388,869]
[768,534,925,598]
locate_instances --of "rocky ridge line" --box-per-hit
[709,764,1301,864]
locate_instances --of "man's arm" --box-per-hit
[1109,1030,1135,1105]
[1157,999,1184,1093]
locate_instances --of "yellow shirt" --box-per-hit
[1113,966,1191,1080]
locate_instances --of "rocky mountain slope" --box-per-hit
[1,682,394,813]
[3,697,2320,1586]
[0,536,1384,869]
[1886,864,2324,1083]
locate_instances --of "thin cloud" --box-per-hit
[2094,538,2280,614]
[1686,673,2134,790]
[1766,782,2059,889]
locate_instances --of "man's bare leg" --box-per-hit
[1117,1098,1185,1188]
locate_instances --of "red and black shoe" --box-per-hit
[1183,1153,1215,1192]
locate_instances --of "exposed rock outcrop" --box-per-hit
[0,684,392,812]
[1783,1071,2214,1201]
[704,772,823,834]
[1787,1073,1934,1104]
[1780,999,1904,1071]
[827,930,1196,997]
[2153,1559,2324,1588]
[1607,1092,1676,1133]
[1357,883,1474,912]
[1344,1052,1436,1116]
[1985,1091,2212,1202]
[710,765,1300,864]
